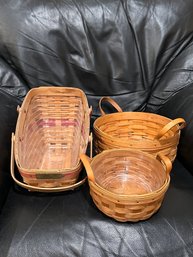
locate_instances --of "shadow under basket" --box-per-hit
[80,149,172,222]
[94,97,186,162]
[11,86,92,192]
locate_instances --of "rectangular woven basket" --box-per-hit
[11,86,92,192]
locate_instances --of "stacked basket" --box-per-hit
[94,97,186,162]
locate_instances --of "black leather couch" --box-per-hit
[0,0,193,256]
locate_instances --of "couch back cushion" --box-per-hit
[0,0,193,116]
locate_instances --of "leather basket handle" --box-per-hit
[155,118,186,140]
[10,133,87,193]
[99,97,123,116]
[156,153,172,175]
[80,154,95,183]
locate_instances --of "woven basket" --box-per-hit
[80,149,172,222]
[11,87,92,192]
[94,97,186,162]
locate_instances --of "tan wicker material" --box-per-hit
[80,149,172,222]
[11,87,91,192]
[94,97,186,162]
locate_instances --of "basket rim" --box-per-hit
[88,148,170,198]
[94,111,172,121]
[25,86,88,96]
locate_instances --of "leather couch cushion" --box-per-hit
[0,57,28,208]
[0,0,193,117]
[156,84,193,174]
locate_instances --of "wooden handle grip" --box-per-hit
[80,154,95,183]
[155,118,186,140]
[99,97,123,116]
[89,132,93,159]
[157,153,172,175]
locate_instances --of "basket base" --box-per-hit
[93,198,162,222]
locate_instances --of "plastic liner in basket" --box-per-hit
[94,97,186,162]
[11,86,92,192]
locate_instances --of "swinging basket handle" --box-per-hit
[10,133,93,193]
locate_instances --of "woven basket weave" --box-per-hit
[11,87,92,192]
[80,149,172,222]
[94,97,186,162]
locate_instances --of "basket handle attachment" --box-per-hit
[154,118,186,140]
[10,133,87,193]
[99,97,123,116]
[17,105,21,113]
[156,153,172,175]
[89,106,92,116]
[89,132,93,159]
[80,154,95,183]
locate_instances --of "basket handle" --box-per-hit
[154,118,186,140]
[89,132,93,158]
[89,106,92,116]
[99,97,123,116]
[80,154,95,183]
[10,133,87,193]
[156,153,172,175]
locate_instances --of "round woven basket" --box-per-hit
[80,149,172,222]
[94,97,186,162]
